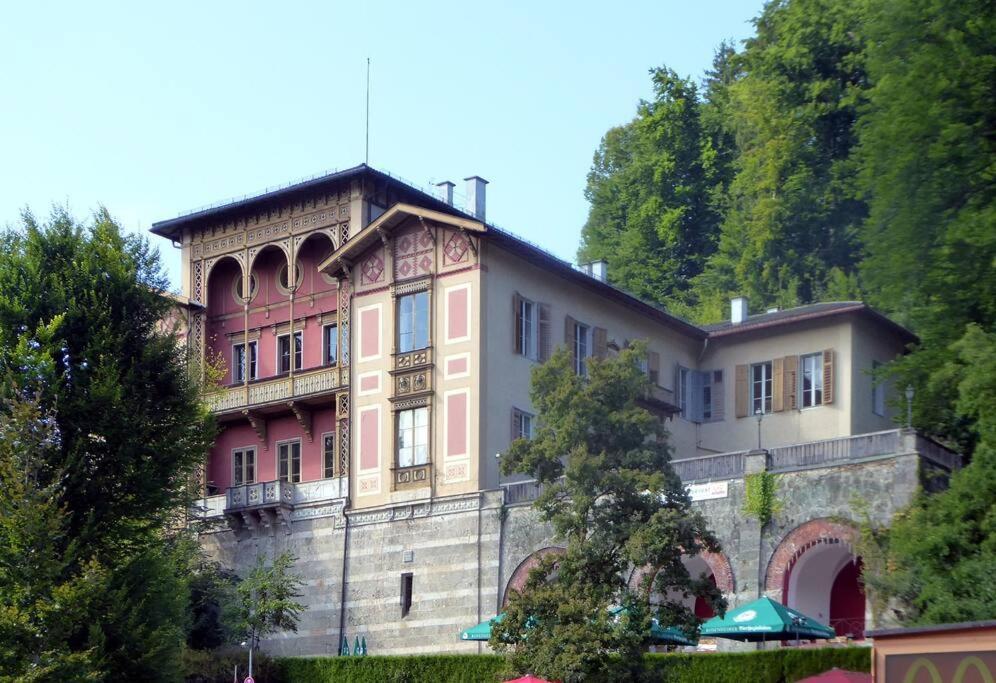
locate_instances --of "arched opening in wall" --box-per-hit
[204,255,246,385]
[783,539,865,640]
[502,547,565,608]
[655,555,725,620]
[295,232,337,293]
[249,244,290,304]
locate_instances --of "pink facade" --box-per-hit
[203,235,341,488]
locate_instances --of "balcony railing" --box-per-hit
[502,429,960,504]
[204,365,341,413]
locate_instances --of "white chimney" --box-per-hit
[583,260,608,282]
[435,180,455,205]
[731,296,749,324]
[464,176,488,220]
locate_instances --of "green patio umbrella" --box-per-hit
[460,612,505,641]
[700,596,835,642]
[460,610,695,646]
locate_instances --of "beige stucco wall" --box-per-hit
[698,319,854,453]
[850,316,906,435]
[349,217,483,510]
[479,243,704,487]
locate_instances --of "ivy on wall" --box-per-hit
[743,472,781,526]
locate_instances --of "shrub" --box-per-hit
[781,646,871,681]
[277,654,506,683]
[183,646,281,683]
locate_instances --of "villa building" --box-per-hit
[152,164,959,655]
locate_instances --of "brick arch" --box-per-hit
[502,546,565,607]
[629,550,736,595]
[765,518,858,596]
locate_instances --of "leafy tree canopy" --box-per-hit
[492,344,724,682]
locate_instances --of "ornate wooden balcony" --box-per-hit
[225,480,295,537]
[204,365,344,415]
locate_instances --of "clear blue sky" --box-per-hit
[0,1,764,290]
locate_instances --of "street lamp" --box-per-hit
[905,384,915,429]
[241,639,253,680]
[755,409,764,451]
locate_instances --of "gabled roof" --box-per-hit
[318,203,486,276]
[703,301,918,344]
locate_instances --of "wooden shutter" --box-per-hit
[512,293,523,354]
[538,304,552,362]
[593,327,608,359]
[772,357,785,412]
[648,351,660,385]
[822,349,835,404]
[712,369,725,421]
[735,364,749,418]
[564,315,576,366]
[784,355,799,410]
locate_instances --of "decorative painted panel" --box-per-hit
[358,406,380,472]
[445,390,469,459]
[356,304,382,363]
[359,248,385,286]
[442,230,471,266]
[444,283,471,344]
[393,226,434,281]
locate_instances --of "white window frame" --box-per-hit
[677,366,690,418]
[323,323,338,367]
[396,406,430,468]
[574,321,590,376]
[322,431,336,479]
[800,352,824,409]
[232,340,258,383]
[751,361,772,415]
[276,439,302,483]
[232,446,256,486]
[398,291,430,353]
[872,360,886,417]
[517,298,537,360]
[277,330,303,374]
[513,408,534,440]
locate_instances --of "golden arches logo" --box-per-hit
[903,658,941,683]
[953,656,994,683]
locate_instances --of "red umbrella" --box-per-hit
[504,677,558,683]
[797,668,872,683]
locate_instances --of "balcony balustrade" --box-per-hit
[204,365,343,414]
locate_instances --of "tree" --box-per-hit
[236,552,305,652]
[0,208,215,680]
[861,325,996,624]
[492,343,724,682]
[578,67,722,315]
[692,0,868,320]
[856,0,996,452]
[0,389,105,681]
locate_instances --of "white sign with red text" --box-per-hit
[686,481,729,502]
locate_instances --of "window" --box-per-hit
[872,360,886,416]
[398,291,429,353]
[702,371,713,420]
[278,331,303,373]
[397,407,429,468]
[801,353,824,408]
[277,261,302,294]
[574,322,590,376]
[233,340,257,383]
[512,408,533,441]
[232,447,256,485]
[277,440,301,483]
[233,273,259,303]
[324,324,338,366]
[323,432,336,478]
[677,367,690,416]
[515,297,535,359]
[751,362,772,414]
[400,573,414,617]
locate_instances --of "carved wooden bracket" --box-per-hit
[243,409,268,448]
[460,229,478,257]
[376,226,390,246]
[288,401,313,442]
[418,216,436,244]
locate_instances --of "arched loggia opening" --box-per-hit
[766,519,865,640]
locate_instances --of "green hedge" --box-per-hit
[275,647,870,683]
[277,654,507,683]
